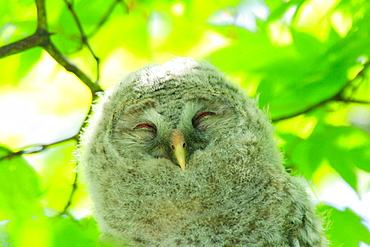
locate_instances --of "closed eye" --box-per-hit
[133,123,157,133]
[192,111,215,130]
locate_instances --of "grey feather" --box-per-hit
[79,57,327,246]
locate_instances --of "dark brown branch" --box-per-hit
[272,93,369,123]
[272,95,337,122]
[35,0,48,29]
[0,0,104,220]
[0,28,49,58]
[0,0,103,96]
[43,41,102,94]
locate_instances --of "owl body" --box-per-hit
[80,58,326,246]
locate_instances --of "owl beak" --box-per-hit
[171,129,187,171]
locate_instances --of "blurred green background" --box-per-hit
[0,0,369,246]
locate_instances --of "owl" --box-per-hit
[79,57,327,246]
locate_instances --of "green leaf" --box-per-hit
[265,0,305,22]
[351,146,370,173]
[149,11,204,55]
[0,0,37,43]
[17,48,43,83]
[51,217,100,247]
[49,6,82,55]
[289,124,370,191]
[39,144,78,212]
[208,26,298,72]
[327,147,357,192]
[324,126,370,191]
[209,3,370,121]
[6,216,100,247]
[74,0,117,34]
[290,134,323,179]
[0,146,42,221]
[318,205,370,247]
[7,217,51,247]
[92,13,151,59]
[259,51,351,121]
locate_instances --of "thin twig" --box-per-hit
[272,96,370,122]
[0,135,79,161]
[1,93,99,215]
[54,97,98,216]
[337,98,370,104]
[56,172,79,217]
[272,62,370,122]
[89,0,129,38]
[63,0,101,83]
[0,0,105,220]
[272,95,338,122]
[119,0,130,13]
[43,41,102,94]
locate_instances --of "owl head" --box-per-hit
[83,57,281,172]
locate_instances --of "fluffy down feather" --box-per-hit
[79,57,327,246]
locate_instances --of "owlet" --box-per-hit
[79,57,327,246]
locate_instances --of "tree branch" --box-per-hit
[0,135,79,161]
[0,28,49,58]
[89,0,130,37]
[63,0,101,83]
[43,41,102,94]
[56,172,79,217]
[1,105,97,219]
[0,0,103,96]
[35,0,48,29]
[272,94,370,123]
[337,98,370,104]
[272,62,370,122]
[272,98,332,123]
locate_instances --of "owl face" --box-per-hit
[110,95,237,171]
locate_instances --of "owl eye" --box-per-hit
[133,123,157,132]
[192,111,215,130]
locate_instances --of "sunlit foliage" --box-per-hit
[0,0,369,246]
